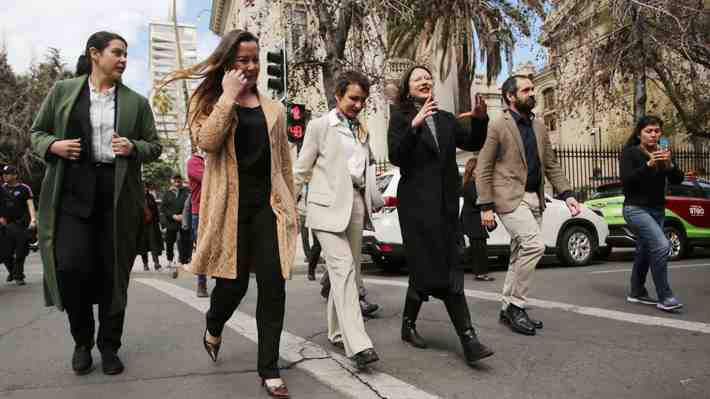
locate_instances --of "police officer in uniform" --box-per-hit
[1,165,36,286]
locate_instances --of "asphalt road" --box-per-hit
[1,248,709,399]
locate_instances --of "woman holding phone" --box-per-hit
[387,65,494,367]
[163,30,297,398]
[620,115,684,312]
[31,31,162,376]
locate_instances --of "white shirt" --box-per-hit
[88,80,117,163]
[329,109,368,188]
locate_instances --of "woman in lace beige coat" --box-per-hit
[163,29,297,397]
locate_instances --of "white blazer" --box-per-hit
[293,109,384,233]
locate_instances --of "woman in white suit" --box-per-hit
[294,71,384,368]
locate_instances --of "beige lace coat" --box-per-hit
[188,92,298,279]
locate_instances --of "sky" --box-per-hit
[2,1,543,96]
[2,0,221,96]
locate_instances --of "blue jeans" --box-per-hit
[192,214,206,285]
[622,205,673,301]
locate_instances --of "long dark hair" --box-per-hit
[397,64,432,108]
[624,115,664,147]
[159,29,259,129]
[75,31,127,77]
[463,157,477,186]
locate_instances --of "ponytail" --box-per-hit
[75,54,91,77]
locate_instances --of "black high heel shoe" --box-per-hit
[203,328,221,362]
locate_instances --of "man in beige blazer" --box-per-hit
[293,71,384,368]
[475,75,582,336]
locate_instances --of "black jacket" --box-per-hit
[461,180,488,240]
[620,145,684,209]
[160,187,190,229]
[388,104,487,294]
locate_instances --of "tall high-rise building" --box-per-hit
[148,19,198,176]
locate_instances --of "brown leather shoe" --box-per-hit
[261,378,290,398]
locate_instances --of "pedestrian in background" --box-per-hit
[178,192,193,266]
[388,65,493,366]
[30,31,162,376]
[620,115,684,312]
[163,29,297,398]
[476,74,580,337]
[293,70,384,369]
[460,158,494,282]
[160,174,190,273]
[187,149,208,297]
[137,183,163,271]
[1,165,36,286]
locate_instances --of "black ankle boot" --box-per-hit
[402,295,427,348]
[459,329,494,365]
[402,318,427,348]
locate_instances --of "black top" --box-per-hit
[620,145,684,209]
[2,183,33,225]
[461,180,488,240]
[510,111,541,192]
[234,105,271,208]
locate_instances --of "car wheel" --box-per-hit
[596,245,612,260]
[557,225,596,266]
[664,225,687,261]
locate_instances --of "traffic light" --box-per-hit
[266,49,286,95]
[287,103,308,144]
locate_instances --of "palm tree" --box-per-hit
[387,0,548,113]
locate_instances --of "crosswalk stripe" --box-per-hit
[364,278,710,335]
[136,278,440,399]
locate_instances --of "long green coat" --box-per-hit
[30,75,162,315]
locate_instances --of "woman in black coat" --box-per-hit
[387,65,493,367]
[137,185,163,271]
[460,157,494,281]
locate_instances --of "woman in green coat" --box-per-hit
[30,31,161,376]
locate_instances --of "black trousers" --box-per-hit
[178,228,192,264]
[55,165,124,353]
[1,222,29,280]
[206,204,285,379]
[467,238,489,276]
[164,227,178,262]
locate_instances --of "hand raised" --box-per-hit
[222,69,247,102]
[411,95,438,128]
[49,138,82,161]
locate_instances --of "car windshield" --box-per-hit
[591,185,623,199]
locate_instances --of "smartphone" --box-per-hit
[659,137,670,151]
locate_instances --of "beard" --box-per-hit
[513,95,536,114]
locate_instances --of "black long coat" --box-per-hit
[388,105,488,295]
[461,180,488,240]
[138,191,164,255]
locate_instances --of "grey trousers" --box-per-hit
[313,191,373,357]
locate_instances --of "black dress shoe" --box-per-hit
[72,345,93,375]
[499,309,542,329]
[330,340,344,349]
[100,351,124,375]
[352,348,379,368]
[500,305,536,336]
[6,274,14,283]
[401,318,427,349]
[360,298,380,317]
[203,328,221,362]
[459,329,494,365]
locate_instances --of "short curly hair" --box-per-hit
[334,70,371,98]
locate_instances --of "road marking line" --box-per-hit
[590,263,710,274]
[363,278,710,335]
[136,278,440,399]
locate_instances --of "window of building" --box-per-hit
[543,88,556,109]
[544,113,558,132]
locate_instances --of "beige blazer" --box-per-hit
[475,109,571,214]
[189,93,298,280]
[294,109,384,233]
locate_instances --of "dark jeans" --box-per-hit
[55,165,124,352]
[1,222,29,280]
[178,228,192,264]
[192,213,205,285]
[623,205,674,301]
[206,205,285,379]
